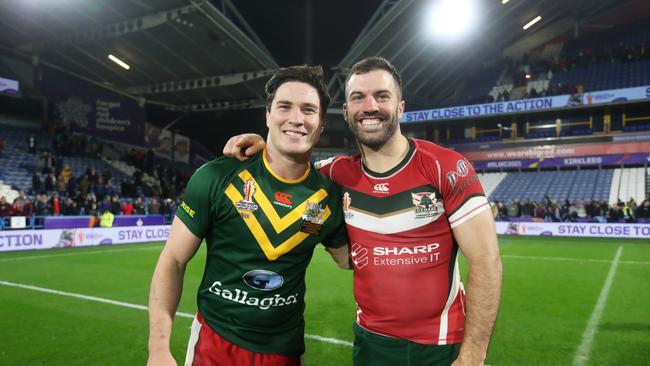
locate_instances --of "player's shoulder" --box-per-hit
[315,154,360,171]
[191,155,256,182]
[413,138,465,160]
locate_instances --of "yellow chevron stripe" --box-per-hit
[238,170,328,233]
[224,183,332,261]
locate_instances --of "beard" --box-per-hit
[347,108,400,150]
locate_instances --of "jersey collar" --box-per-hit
[262,149,311,183]
[362,138,416,179]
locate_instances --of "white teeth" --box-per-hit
[360,119,381,126]
[284,131,306,137]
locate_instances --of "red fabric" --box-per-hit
[121,202,134,215]
[191,313,301,366]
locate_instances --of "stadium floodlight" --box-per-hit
[501,0,510,4]
[424,0,479,41]
[523,16,542,30]
[525,73,531,79]
[108,54,130,70]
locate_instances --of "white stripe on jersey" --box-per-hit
[185,315,202,366]
[438,257,463,344]
[448,196,489,228]
[345,203,444,234]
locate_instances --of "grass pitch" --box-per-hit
[0,235,648,365]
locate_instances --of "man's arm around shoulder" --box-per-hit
[452,209,503,366]
[147,216,202,366]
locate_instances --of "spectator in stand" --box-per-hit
[11,199,23,216]
[56,174,67,196]
[507,199,521,217]
[623,201,634,223]
[32,171,43,194]
[60,165,72,184]
[13,191,26,209]
[122,199,134,215]
[22,199,34,217]
[521,199,535,217]
[636,200,650,220]
[110,195,121,215]
[45,172,56,193]
[0,196,11,216]
[35,194,50,216]
[576,200,588,219]
[147,197,160,215]
[133,197,145,215]
[608,202,624,222]
[627,197,637,212]
[51,193,61,216]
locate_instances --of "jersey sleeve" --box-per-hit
[321,182,348,248]
[176,163,216,238]
[437,150,489,229]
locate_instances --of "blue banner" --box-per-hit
[39,68,145,145]
[402,85,650,123]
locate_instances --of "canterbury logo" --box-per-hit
[373,183,389,193]
[274,192,293,205]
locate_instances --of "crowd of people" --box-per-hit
[492,197,650,223]
[0,123,191,220]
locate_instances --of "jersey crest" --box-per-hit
[224,169,332,261]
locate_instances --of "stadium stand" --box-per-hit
[477,172,507,198]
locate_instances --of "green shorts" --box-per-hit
[353,323,460,366]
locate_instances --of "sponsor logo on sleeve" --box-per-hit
[180,201,195,218]
[456,159,469,177]
[446,171,458,188]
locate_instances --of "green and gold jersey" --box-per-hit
[176,151,347,356]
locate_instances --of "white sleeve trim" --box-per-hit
[448,196,489,229]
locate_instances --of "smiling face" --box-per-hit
[343,69,404,150]
[266,81,323,160]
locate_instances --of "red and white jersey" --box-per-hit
[317,138,489,345]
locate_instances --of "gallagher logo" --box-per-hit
[242,270,284,291]
[274,191,293,206]
[351,243,368,269]
[372,183,389,194]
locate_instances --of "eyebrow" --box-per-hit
[275,100,319,109]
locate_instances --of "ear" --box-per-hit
[265,107,271,128]
[397,100,405,119]
[342,103,348,121]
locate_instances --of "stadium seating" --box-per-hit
[551,59,650,92]
[477,172,507,197]
[0,122,127,193]
[610,167,648,204]
[488,169,615,203]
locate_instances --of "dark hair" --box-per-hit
[345,56,402,98]
[265,65,330,120]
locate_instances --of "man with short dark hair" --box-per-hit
[147,65,349,366]
[225,56,502,366]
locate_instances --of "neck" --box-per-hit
[263,146,310,181]
[359,133,409,173]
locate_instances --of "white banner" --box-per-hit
[0,225,170,253]
[496,222,650,239]
[10,216,26,229]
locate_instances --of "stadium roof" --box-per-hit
[0,0,646,113]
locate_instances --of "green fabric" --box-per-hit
[176,154,347,355]
[353,323,460,366]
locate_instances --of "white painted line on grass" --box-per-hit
[572,245,623,366]
[0,245,163,262]
[0,280,353,348]
[502,254,647,266]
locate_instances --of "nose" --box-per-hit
[362,96,379,112]
[288,107,305,125]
